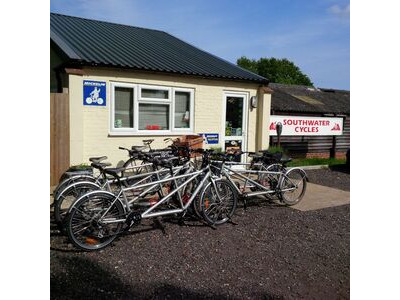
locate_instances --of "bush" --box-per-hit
[267,145,285,154]
[210,146,222,153]
[69,163,91,170]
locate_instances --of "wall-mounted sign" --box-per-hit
[269,115,343,136]
[199,133,219,144]
[83,80,106,106]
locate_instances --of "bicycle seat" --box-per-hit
[131,146,147,152]
[143,139,154,144]
[91,162,112,169]
[258,150,271,154]
[155,157,178,168]
[89,156,108,163]
[280,157,292,164]
[103,167,125,177]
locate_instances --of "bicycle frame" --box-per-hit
[214,161,302,198]
[55,162,155,202]
[79,166,213,225]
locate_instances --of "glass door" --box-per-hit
[223,93,247,163]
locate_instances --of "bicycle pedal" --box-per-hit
[125,211,142,228]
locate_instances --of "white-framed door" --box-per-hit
[222,92,248,163]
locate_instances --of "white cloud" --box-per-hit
[328,4,350,17]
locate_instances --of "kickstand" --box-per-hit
[243,198,248,211]
[153,217,167,235]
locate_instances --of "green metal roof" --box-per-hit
[50,13,268,84]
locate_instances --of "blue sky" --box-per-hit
[50,0,350,90]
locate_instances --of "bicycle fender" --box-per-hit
[54,175,98,198]
[55,181,101,202]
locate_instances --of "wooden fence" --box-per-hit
[50,93,70,186]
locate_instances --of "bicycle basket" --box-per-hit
[173,135,204,157]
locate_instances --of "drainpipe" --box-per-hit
[54,65,63,93]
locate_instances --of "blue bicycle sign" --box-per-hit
[83,81,106,106]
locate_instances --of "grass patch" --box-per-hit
[287,158,346,167]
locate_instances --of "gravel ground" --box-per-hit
[305,165,350,191]
[51,187,350,299]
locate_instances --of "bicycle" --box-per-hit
[65,149,237,251]
[54,148,185,228]
[53,139,159,201]
[210,150,307,208]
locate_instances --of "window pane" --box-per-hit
[114,87,134,128]
[139,104,169,130]
[141,88,168,99]
[174,91,190,128]
[225,97,243,136]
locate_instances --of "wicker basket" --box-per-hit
[173,135,204,157]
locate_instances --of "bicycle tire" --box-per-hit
[200,179,237,225]
[54,181,101,227]
[66,191,125,251]
[279,168,307,206]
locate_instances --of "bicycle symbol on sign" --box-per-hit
[85,87,104,105]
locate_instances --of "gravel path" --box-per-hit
[305,165,350,191]
[51,197,350,299]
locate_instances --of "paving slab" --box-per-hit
[291,182,350,211]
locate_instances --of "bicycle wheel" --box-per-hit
[279,168,307,206]
[200,179,237,225]
[54,182,101,227]
[66,192,125,251]
[261,163,286,200]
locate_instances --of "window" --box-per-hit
[114,87,134,128]
[141,88,169,99]
[139,104,170,130]
[174,91,191,129]
[110,83,194,134]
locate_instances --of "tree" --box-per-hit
[237,56,313,86]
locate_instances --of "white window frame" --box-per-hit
[110,82,136,134]
[109,82,195,136]
[172,87,194,132]
[221,91,249,165]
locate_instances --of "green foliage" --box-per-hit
[71,163,91,169]
[267,145,286,154]
[237,56,313,86]
[287,158,346,167]
[210,146,222,153]
[236,56,258,74]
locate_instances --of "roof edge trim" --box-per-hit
[50,30,81,60]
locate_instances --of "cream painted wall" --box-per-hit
[256,90,272,150]
[69,69,265,166]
